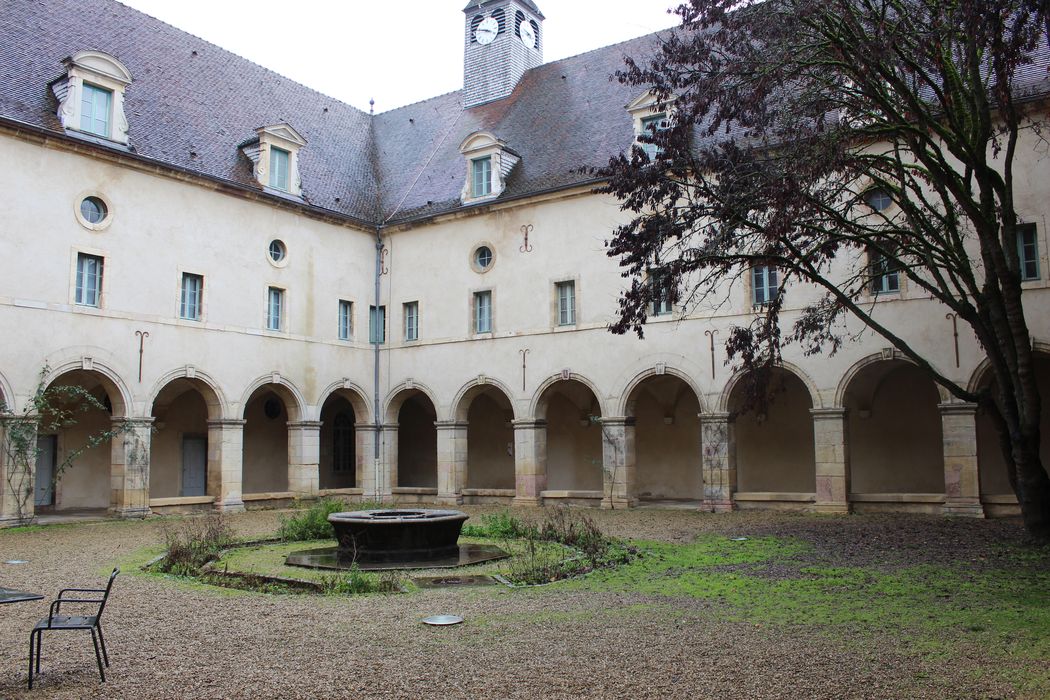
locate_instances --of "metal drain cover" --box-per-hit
[4,560,28,565]
[422,615,464,626]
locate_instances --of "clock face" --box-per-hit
[519,20,536,49]
[475,17,499,45]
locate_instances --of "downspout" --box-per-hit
[373,225,384,503]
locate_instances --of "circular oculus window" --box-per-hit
[74,193,113,231]
[268,239,287,265]
[864,188,893,212]
[472,245,494,272]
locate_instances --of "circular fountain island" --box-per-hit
[285,509,509,571]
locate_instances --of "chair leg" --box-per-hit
[35,629,42,674]
[90,629,106,683]
[96,624,109,667]
[27,630,35,690]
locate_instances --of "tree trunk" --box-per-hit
[1014,445,1050,541]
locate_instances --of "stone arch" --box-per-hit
[44,359,132,418]
[841,355,944,496]
[451,376,518,423]
[384,381,441,424]
[533,376,604,493]
[0,369,14,412]
[834,351,951,408]
[316,379,372,424]
[39,363,134,511]
[719,360,821,413]
[616,364,707,417]
[624,371,705,502]
[146,367,227,421]
[726,366,817,496]
[530,372,606,421]
[452,378,517,491]
[968,341,1050,394]
[238,374,306,423]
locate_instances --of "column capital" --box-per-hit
[434,421,469,430]
[938,402,978,416]
[111,417,155,428]
[810,408,848,419]
[287,420,324,429]
[700,412,732,423]
[598,416,636,428]
[512,419,547,430]
[380,423,399,433]
[207,419,247,429]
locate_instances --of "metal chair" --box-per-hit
[27,567,118,689]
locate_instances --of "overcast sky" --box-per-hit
[119,0,682,112]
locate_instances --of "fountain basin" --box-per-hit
[328,509,469,563]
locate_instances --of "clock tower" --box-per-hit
[463,0,544,108]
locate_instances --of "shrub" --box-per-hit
[278,498,351,541]
[461,510,532,539]
[156,514,233,574]
[319,567,404,595]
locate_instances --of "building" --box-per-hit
[1,0,1047,524]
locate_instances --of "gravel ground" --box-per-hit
[0,508,1041,699]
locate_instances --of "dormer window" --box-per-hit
[240,124,307,198]
[459,132,519,204]
[53,51,132,145]
[627,91,676,163]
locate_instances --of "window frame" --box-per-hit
[179,272,204,321]
[555,280,576,326]
[74,252,104,308]
[266,286,284,331]
[471,156,493,198]
[269,146,291,192]
[338,299,353,341]
[639,113,669,161]
[473,290,493,334]
[751,265,779,307]
[1017,223,1040,282]
[403,301,419,342]
[79,82,113,138]
[869,249,901,295]
[369,305,386,345]
[649,268,674,317]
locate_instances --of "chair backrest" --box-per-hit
[95,568,119,620]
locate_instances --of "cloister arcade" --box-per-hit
[2,352,1047,523]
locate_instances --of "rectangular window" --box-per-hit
[180,273,203,320]
[752,265,778,306]
[556,281,576,326]
[870,250,900,295]
[267,287,283,331]
[650,269,673,316]
[80,84,112,137]
[403,301,419,341]
[270,146,290,191]
[1018,224,1040,281]
[640,114,669,160]
[472,157,492,197]
[369,305,386,344]
[338,300,353,340]
[75,253,103,307]
[474,290,492,333]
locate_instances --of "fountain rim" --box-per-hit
[328,509,468,525]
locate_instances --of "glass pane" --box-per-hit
[339,301,351,340]
[370,306,385,344]
[268,288,282,330]
[1018,226,1040,281]
[475,292,491,332]
[80,84,111,137]
[472,158,491,197]
[270,148,290,190]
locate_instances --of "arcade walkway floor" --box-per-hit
[0,507,1046,699]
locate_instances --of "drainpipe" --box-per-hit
[373,227,384,503]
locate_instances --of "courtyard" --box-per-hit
[0,507,1047,699]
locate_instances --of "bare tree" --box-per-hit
[598,0,1050,537]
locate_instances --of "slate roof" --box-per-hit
[1,0,1046,228]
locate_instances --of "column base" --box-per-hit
[111,506,151,519]
[214,498,245,514]
[702,499,734,513]
[513,496,542,508]
[435,494,464,506]
[601,497,637,510]
[0,515,32,528]
[809,502,850,515]
[943,499,985,518]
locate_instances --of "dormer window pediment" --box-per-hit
[459,131,520,203]
[241,123,307,197]
[53,51,132,145]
